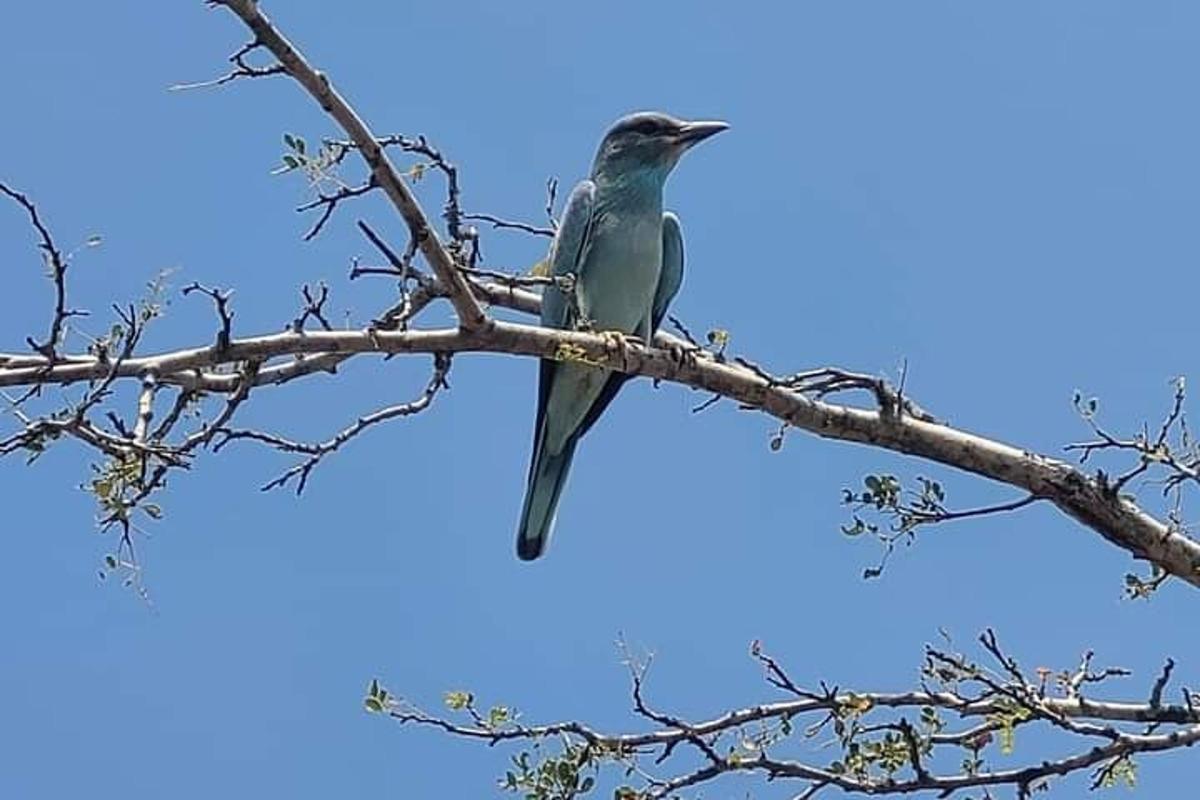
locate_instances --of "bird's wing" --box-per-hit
[517,180,596,560]
[527,179,596,472]
[651,211,685,332]
[533,180,596,431]
[575,211,685,439]
[540,180,596,331]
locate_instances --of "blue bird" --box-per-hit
[516,111,728,560]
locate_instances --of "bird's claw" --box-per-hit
[667,341,702,368]
[600,330,643,347]
[600,330,642,370]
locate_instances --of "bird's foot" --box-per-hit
[600,330,642,370]
[599,330,643,346]
[666,341,702,369]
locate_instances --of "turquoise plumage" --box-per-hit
[516,112,727,560]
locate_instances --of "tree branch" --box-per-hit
[210,0,488,330]
[212,353,451,493]
[371,636,1199,798]
[0,182,89,359]
[3,302,1198,587]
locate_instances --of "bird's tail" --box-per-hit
[516,434,578,561]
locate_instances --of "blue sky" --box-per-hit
[2,1,1198,797]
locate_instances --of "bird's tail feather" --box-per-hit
[516,436,578,561]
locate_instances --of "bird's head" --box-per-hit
[591,111,728,185]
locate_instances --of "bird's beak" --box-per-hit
[676,120,729,147]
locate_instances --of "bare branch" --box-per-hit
[213,353,450,493]
[1067,377,1200,497]
[1149,658,1175,709]
[461,212,555,238]
[1,182,89,359]
[170,38,285,90]
[181,282,234,350]
[296,177,376,240]
[290,282,333,333]
[210,0,488,329]
[544,176,559,231]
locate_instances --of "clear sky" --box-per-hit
[2,1,1198,797]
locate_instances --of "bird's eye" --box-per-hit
[630,119,662,136]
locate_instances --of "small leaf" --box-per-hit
[444,690,472,710]
[842,693,874,713]
[488,705,510,728]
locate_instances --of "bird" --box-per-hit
[516,111,728,560]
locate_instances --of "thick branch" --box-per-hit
[2,307,1198,587]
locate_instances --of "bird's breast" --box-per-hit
[579,209,662,333]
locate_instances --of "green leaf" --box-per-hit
[444,690,472,710]
[488,705,510,728]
